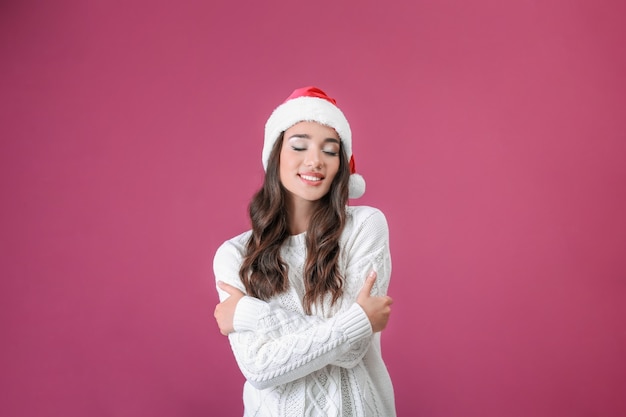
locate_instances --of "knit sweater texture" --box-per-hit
[213,205,396,417]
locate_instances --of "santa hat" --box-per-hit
[263,86,366,199]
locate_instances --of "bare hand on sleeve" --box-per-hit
[356,271,393,333]
[214,281,245,335]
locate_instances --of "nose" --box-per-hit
[304,149,322,168]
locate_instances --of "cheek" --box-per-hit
[327,160,341,181]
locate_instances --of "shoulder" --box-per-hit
[344,205,389,241]
[213,230,251,266]
[340,206,392,276]
[213,230,252,295]
[345,205,388,229]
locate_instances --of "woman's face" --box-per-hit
[279,121,341,205]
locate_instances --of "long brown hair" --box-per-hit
[239,133,351,314]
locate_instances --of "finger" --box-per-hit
[217,280,239,295]
[358,271,377,297]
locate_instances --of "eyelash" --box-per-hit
[291,146,339,157]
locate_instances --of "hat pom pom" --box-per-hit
[348,173,366,199]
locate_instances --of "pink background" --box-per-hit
[1,1,625,416]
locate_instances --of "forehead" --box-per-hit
[284,121,340,139]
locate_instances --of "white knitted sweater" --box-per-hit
[213,206,395,417]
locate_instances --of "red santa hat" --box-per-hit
[263,86,366,199]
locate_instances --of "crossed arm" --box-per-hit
[215,271,392,336]
[212,208,393,389]
[213,272,392,389]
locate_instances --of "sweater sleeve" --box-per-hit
[212,208,392,389]
[213,240,373,390]
[329,207,392,368]
[228,299,373,390]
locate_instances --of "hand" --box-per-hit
[214,281,245,336]
[356,271,393,333]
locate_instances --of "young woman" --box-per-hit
[213,86,396,417]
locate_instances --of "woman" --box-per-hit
[213,86,396,417]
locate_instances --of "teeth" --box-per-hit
[301,174,322,181]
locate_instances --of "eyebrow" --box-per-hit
[287,134,340,144]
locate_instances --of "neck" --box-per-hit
[286,196,318,235]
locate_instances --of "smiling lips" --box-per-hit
[299,173,324,184]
